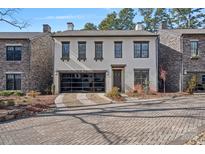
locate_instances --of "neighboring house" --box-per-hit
[53,23,158,94]
[159,25,205,92]
[0,25,53,93]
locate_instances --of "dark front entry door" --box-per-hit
[113,70,122,92]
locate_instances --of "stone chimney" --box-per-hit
[159,21,167,30]
[43,24,51,33]
[67,22,74,30]
[135,24,144,31]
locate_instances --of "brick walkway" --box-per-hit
[1,96,205,145]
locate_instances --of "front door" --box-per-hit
[113,70,122,92]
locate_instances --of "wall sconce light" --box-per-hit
[184,69,187,75]
[106,70,109,76]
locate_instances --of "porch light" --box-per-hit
[184,69,187,75]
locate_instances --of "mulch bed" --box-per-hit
[126,92,190,99]
[0,95,56,122]
[186,131,205,145]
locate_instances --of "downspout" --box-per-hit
[28,39,32,92]
[156,35,159,92]
[180,35,184,92]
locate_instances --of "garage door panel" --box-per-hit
[60,73,105,93]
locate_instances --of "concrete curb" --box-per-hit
[54,94,66,108]
[97,93,113,103]
[123,95,193,104]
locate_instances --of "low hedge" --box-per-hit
[0,90,24,97]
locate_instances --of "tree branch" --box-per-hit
[0,8,29,29]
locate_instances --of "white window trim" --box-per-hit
[5,44,23,46]
[5,72,23,74]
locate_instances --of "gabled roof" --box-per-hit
[52,30,158,37]
[0,32,45,39]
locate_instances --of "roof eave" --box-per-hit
[52,34,158,37]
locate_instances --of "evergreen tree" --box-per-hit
[118,8,136,30]
[98,12,119,30]
[83,22,97,30]
[171,8,205,28]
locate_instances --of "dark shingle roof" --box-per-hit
[0,32,44,39]
[159,29,205,36]
[53,30,157,37]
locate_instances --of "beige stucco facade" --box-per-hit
[53,35,158,94]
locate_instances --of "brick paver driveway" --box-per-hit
[1,95,205,145]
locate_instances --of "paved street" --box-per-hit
[1,96,205,144]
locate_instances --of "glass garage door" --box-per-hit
[60,73,105,93]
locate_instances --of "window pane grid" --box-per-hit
[62,42,70,59]
[78,42,86,60]
[134,70,149,85]
[6,74,21,90]
[60,73,105,92]
[191,41,199,56]
[95,42,103,59]
[114,42,122,58]
[6,46,22,61]
[134,42,149,58]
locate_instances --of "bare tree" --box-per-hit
[0,8,29,29]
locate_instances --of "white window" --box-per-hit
[191,41,199,57]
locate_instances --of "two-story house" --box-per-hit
[0,24,53,93]
[159,25,205,92]
[53,23,158,94]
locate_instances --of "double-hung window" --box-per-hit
[6,74,21,90]
[61,42,70,60]
[191,41,199,57]
[134,69,149,85]
[134,42,149,58]
[202,75,205,84]
[114,42,122,58]
[95,42,103,60]
[78,41,86,61]
[6,46,22,61]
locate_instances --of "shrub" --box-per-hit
[148,85,157,95]
[126,90,139,97]
[0,99,15,108]
[106,87,121,99]
[13,91,24,96]
[133,84,144,95]
[0,90,14,96]
[0,90,23,96]
[41,87,52,95]
[187,75,197,94]
[26,91,41,98]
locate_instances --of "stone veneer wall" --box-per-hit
[182,35,205,91]
[158,30,182,92]
[0,39,31,92]
[29,34,53,92]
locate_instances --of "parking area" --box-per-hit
[0,95,205,144]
